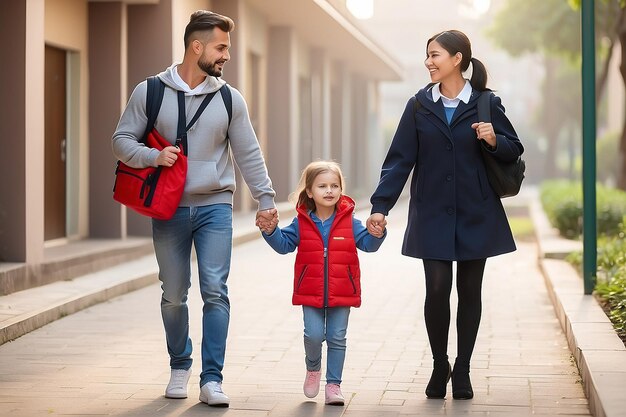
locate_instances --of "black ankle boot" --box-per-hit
[425,361,451,399]
[451,363,473,399]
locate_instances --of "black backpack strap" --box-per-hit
[220,84,232,123]
[220,84,232,139]
[186,92,218,131]
[142,76,165,144]
[169,83,233,156]
[413,95,422,114]
[175,89,220,155]
[477,91,492,123]
[176,91,187,152]
[412,83,436,115]
[477,91,495,147]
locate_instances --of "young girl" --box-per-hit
[259,161,386,405]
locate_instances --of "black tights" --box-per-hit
[423,259,486,368]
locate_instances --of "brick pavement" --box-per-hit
[0,204,590,416]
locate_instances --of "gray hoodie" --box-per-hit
[112,64,275,210]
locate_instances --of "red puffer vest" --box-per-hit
[293,195,361,308]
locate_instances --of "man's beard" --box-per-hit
[198,58,224,77]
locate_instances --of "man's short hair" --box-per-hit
[184,10,234,49]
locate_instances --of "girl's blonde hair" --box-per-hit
[290,161,345,211]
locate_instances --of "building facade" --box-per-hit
[0,0,401,294]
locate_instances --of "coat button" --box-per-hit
[446,175,453,181]
[446,144,452,150]
[447,207,455,215]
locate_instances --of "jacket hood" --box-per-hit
[157,63,226,95]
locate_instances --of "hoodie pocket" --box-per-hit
[186,160,220,194]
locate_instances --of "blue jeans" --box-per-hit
[152,204,232,387]
[302,306,351,385]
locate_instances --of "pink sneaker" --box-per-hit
[303,370,321,398]
[325,383,345,406]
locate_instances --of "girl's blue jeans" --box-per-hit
[302,305,351,385]
[152,204,232,387]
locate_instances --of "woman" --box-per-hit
[366,30,523,400]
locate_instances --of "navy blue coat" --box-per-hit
[370,85,523,261]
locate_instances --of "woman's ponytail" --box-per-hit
[470,57,489,91]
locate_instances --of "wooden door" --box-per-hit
[44,45,67,240]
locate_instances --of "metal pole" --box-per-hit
[581,0,597,294]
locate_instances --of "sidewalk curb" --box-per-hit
[0,204,297,346]
[531,199,626,417]
[0,226,260,345]
[0,271,156,345]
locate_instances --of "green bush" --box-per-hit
[540,180,626,238]
[540,180,582,238]
[594,219,626,340]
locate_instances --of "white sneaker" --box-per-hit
[199,381,230,407]
[325,383,345,406]
[165,368,192,399]
[303,370,322,398]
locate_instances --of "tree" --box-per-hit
[487,0,581,178]
[570,0,626,189]
[610,4,626,189]
[487,0,626,188]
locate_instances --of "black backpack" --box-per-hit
[476,92,525,198]
[412,90,525,198]
[143,76,233,143]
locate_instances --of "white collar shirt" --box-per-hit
[432,80,472,108]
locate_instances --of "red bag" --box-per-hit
[113,130,186,220]
[113,77,230,220]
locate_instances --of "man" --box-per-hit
[112,10,278,407]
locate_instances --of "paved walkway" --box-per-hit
[0,203,591,416]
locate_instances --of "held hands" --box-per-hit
[471,122,496,147]
[366,213,387,238]
[156,146,180,167]
[256,208,279,234]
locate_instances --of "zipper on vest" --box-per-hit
[296,265,308,290]
[347,266,357,294]
[323,247,329,307]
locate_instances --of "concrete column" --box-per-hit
[366,80,382,192]
[127,0,173,92]
[212,0,255,212]
[125,0,174,236]
[351,76,367,195]
[339,66,353,186]
[349,78,383,197]
[330,63,343,162]
[267,26,298,201]
[24,1,45,264]
[88,2,126,239]
[0,1,26,261]
[0,0,45,263]
[311,48,332,160]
